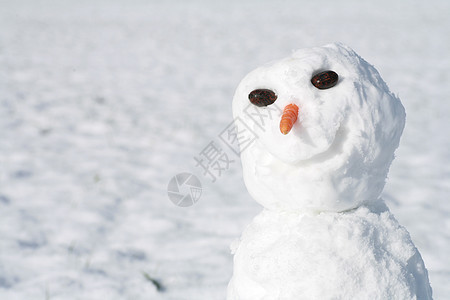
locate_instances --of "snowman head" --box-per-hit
[232,43,405,212]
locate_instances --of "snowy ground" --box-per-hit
[0,0,449,299]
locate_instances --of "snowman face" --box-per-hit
[232,43,405,211]
[233,44,362,164]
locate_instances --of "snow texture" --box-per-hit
[228,205,431,299]
[232,43,406,212]
[227,43,432,299]
[0,0,449,299]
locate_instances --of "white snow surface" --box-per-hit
[228,205,431,299]
[0,0,449,299]
[227,42,431,299]
[228,42,432,299]
[232,43,406,212]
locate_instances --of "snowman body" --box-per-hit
[227,43,432,299]
[227,206,431,299]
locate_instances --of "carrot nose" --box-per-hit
[280,104,299,135]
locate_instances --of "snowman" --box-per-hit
[227,43,432,300]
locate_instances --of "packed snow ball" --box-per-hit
[227,43,432,300]
[232,42,406,212]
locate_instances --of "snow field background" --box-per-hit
[0,0,449,299]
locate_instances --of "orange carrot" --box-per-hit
[280,104,299,135]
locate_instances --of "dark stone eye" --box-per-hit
[248,89,277,107]
[311,70,339,89]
